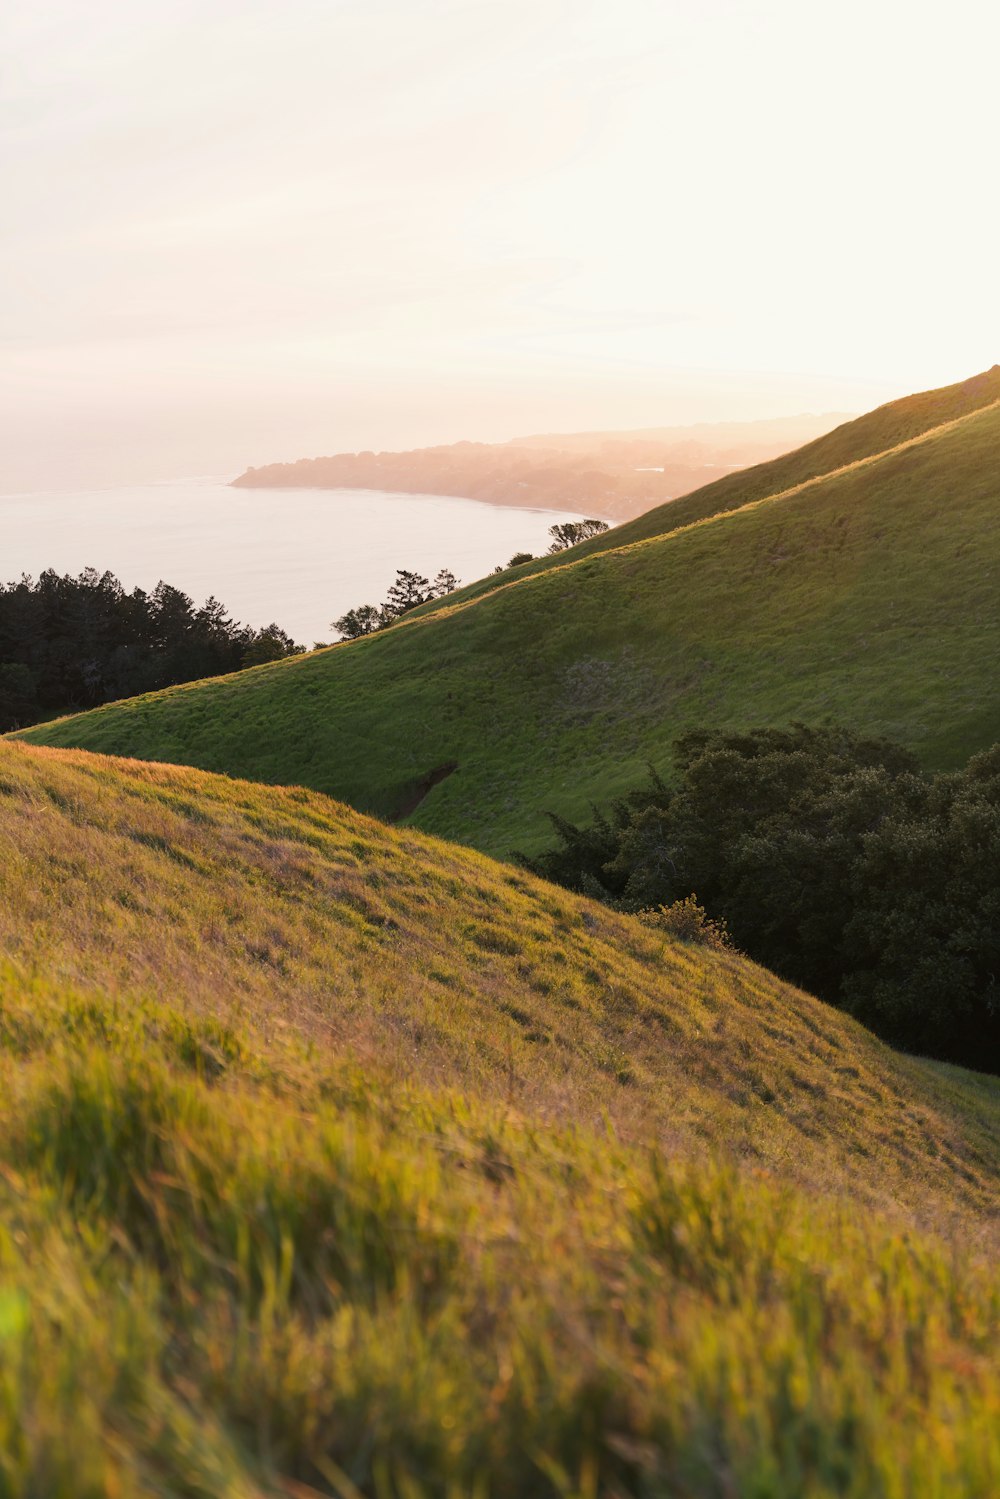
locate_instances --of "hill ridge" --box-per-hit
[403,391,1000,629]
[403,364,1000,618]
[14,377,1000,723]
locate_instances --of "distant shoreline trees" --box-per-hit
[332,522,611,643]
[333,567,460,641]
[547,519,609,552]
[0,568,302,732]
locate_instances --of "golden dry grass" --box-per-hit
[0,741,997,1493]
[1,740,996,1236]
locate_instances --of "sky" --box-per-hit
[2,0,998,489]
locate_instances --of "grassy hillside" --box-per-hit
[404,363,1000,616]
[4,739,997,1207]
[0,740,997,1493]
[19,383,1000,856]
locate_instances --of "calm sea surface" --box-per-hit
[0,479,583,646]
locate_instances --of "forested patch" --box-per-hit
[525,725,1000,1070]
[0,568,301,731]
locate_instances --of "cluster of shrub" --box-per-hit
[524,725,1000,1071]
[332,520,610,641]
[0,568,302,732]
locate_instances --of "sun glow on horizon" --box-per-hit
[2,0,998,487]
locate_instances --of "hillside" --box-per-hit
[3,739,996,1202]
[406,363,1000,616]
[231,412,846,525]
[0,740,997,1492]
[20,371,1000,857]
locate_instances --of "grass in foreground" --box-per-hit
[0,742,996,1493]
[18,384,1000,855]
[0,979,998,1497]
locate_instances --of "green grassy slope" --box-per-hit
[0,740,997,1493]
[20,389,1000,856]
[404,363,1000,616]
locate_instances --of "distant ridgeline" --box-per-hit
[231,413,848,524]
[0,568,301,732]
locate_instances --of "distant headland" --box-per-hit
[232,412,852,523]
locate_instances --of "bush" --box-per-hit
[637,896,732,950]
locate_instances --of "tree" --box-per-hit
[331,564,457,641]
[241,624,303,667]
[332,604,385,641]
[0,662,37,727]
[547,519,609,553]
[148,580,196,645]
[432,568,460,597]
[523,726,1000,1068]
[0,566,301,730]
[843,745,1000,1066]
[508,551,534,568]
[385,569,432,616]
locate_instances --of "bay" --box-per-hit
[0,479,582,647]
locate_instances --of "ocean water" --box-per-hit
[0,479,583,646]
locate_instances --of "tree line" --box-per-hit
[0,568,302,732]
[333,567,461,640]
[523,724,1000,1071]
[332,520,610,641]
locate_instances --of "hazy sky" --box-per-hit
[3,0,998,488]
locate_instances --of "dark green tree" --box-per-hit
[240,624,303,667]
[0,568,301,730]
[547,519,610,553]
[385,569,432,615]
[843,744,1000,1066]
[431,568,460,596]
[332,604,385,640]
[525,726,1000,1069]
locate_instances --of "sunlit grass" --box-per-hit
[0,742,995,1492]
[0,741,998,1226]
[403,363,1000,611]
[0,972,996,1495]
